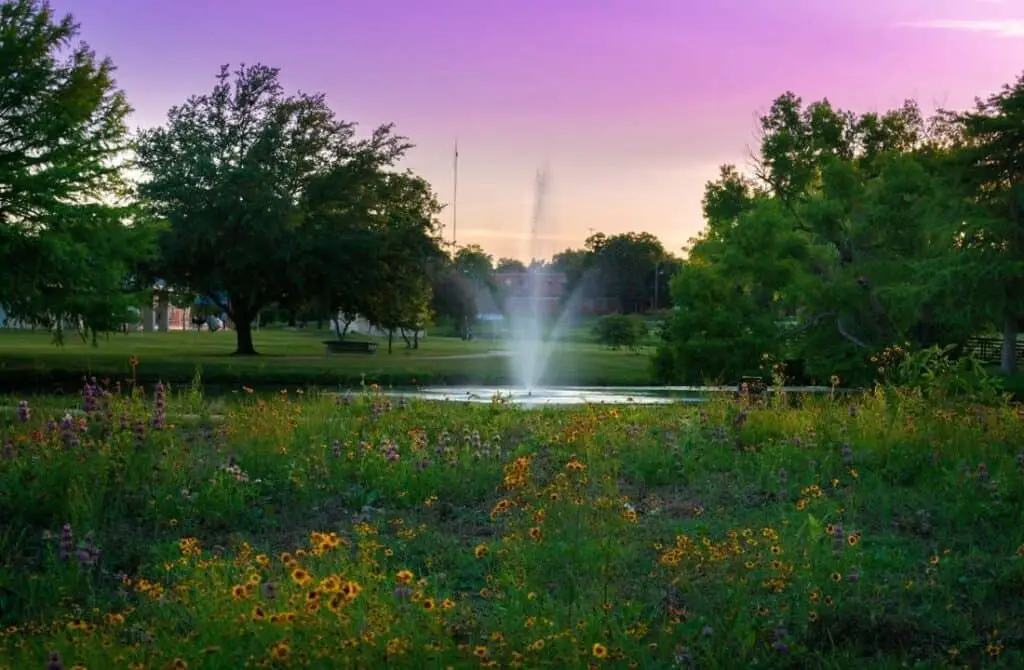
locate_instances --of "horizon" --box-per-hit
[59,0,1023,261]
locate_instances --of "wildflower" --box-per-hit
[231,584,247,599]
[441,598,455,609]
[170,660,187,669]
[830,572,842,583]
[17,400,30,423]
[529,527,542,542]
[474,544,488,559]
[152,381,166,429]
[396,569,414,584]
[341,580,362,600]
[269,641,290,661]
[422,598,436,610]
[474,646,490,659]
[252,606,267,621]
[592,643,608,659]
[290,568,311,585]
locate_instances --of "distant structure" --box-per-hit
[488,271,618,317]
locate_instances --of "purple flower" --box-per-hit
[152,381,166,429]
[58,523,74,561]
[17,400,30,423]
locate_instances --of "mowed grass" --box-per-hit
[0,328,655,389]
[1,384,1023,668]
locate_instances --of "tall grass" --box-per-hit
[0,376,1022,668]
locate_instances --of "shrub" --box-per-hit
[593,313,646,350]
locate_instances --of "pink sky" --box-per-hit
[61,0,1024,260]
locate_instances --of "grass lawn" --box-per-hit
[0,385,1021,667]
[0,328,655,391]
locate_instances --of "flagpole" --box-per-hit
[452,139,459,248]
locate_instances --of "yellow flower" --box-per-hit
[474,544,489,559]
[396,569,414,585]
[269,641,290,661]
[592,643,609,659]
[290,567,311,585]
[441,598,456,610]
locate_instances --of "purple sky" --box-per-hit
[62,0,1023,260]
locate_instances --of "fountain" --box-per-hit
[506,167,565,393]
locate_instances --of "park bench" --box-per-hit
[323,339,379,356]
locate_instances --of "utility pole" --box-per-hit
[452,139,459,247]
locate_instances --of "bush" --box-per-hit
[593,314,646,350]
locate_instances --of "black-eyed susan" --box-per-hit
[422,598,436,611]
[251,606,267,621]
[231,584,247,599]
[830,572,842,583]
[290,567,311,585]
[474,544,489,559]
[441,598,456,610]
[396,569,414,585]
[341,580,362,600]
[269,640,291,661]
[592,643,609,659]
[529,527,542,542]
[473,646,490,659]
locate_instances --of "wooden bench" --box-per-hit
[323,339,379,356]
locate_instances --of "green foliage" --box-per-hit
[892,345,1006,405]
[592,313,645,350]
[0,0,151,340]
[655,80,1022,385]
[3,385,1024,667]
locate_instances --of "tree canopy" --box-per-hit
[656,77,1024,385]
[0,0,151,339]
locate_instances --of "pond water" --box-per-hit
[362,385,836,407]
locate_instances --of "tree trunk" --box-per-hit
[387,328,394,354]
[1001,313,1017,374]
[234,315,257,355]
[413,329,420,349]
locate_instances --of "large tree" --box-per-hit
[657,93,972,384]
[135,63,389,354]
[0,0,150,338]
[947,74,1024,373]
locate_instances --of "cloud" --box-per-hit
[904,18,1024,37]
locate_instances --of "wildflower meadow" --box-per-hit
[1,372,1023,669]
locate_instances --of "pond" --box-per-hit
[353,385,837,406]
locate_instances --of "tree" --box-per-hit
[948,74,1024,373]
[588,232,667,313]
[135,63,385,355]
[0,0,151,339]
[495,257,526,273]
[453,244,494,285]
[431,271,477,337]
[656,92,972,384]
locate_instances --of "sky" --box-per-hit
[58,0,1024,261]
